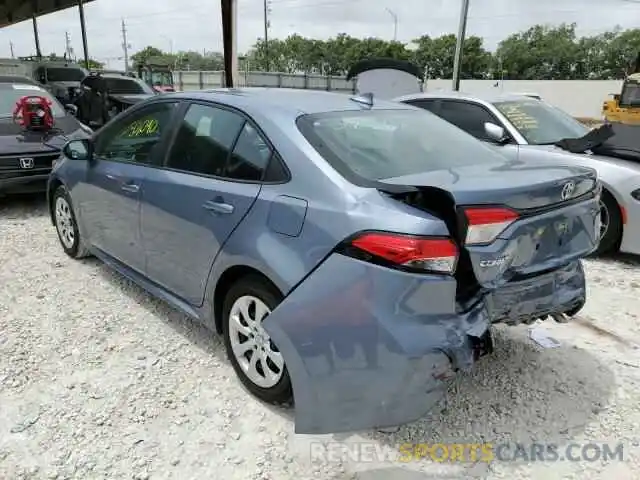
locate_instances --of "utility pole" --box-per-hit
[451,0,470,91]
[64,31,72,60]
[386,8,398,42]
[9,41,14,59]
[263,0,269,71]
[121,19,130,73]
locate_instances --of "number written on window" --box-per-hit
[93,102,177,164]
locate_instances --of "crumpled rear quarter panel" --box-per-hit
[262,252,587,434]
[261,253,491,435]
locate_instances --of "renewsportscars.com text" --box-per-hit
[310,442,625,464]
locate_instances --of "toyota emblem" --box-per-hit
[561,181,575,200]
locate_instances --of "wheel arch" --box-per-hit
[212,264,284,334]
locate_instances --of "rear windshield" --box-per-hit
[0,83,65,118]
[46,67,86,82]
[104,78,153,94]
[296,109,507,182]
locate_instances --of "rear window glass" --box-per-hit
[296,109,507,182]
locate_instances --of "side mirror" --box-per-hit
[613,94,621,102]
[484,122,510,144]
[64,104,78,116]
[63,139,92,161]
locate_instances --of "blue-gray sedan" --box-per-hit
[48,88,601,434]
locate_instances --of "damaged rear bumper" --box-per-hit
[262,254,586,435]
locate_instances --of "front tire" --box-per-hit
[594,190,622,255]
[53,186,90,259]
[222,275,293,405]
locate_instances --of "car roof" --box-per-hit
[0,75,39,85]
[394,90,534,105]
[162,88,417,116]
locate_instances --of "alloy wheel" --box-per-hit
[228,295,285,389]
[599,199,610,241]
[55,196,75,249]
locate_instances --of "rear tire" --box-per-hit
[222,275,293,405]
[53,185,91,259]
[594,190,622,256]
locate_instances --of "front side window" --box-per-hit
[438,101,499,141]
[296,108,509,182]
[494,99,589,145]
[94,102,177,164]
[166,103,245,176]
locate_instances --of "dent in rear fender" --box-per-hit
[261,253,491,435]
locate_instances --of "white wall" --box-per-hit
[174,71,623,119]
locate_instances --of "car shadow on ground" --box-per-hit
[599,251,640,267]
[0,193,48,216]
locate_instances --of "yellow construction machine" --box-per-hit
[602,52,640,125]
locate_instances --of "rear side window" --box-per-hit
[296,109,506,183]
[166,103,245,177]
[227,123,273,181]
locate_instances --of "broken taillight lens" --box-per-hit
[349,232,458,274]
[464,207,520,245]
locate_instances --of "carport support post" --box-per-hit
[31,15,42,58]
[221,0,239,87]
[451,0,470,91]
[78,0,90,69]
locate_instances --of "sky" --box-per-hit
[0,0,638,70]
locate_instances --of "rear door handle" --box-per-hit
[121,183,140,193]
[203,199,234,214]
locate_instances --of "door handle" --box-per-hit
[203,199,234,214]
[121,183,140,193]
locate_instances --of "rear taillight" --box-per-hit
[464,207,520,245]
[347,232,458,274]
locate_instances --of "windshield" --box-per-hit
[296,109,509,181]
[147,71,172,86]
[620,81,640,106]
[45,67,86,82]
[104,77,154,95]
[494,99,589,145]
[0,83,66,118]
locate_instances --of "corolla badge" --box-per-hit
[561,181,576,200]
[479,255,509,268]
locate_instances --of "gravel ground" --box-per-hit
[1,195,640,480]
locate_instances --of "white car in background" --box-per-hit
[393,91,640,256]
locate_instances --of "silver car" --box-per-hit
[395,91,640,256]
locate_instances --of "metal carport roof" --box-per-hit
[1,0,240,89]
[0,0,96,65]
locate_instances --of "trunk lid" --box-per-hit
[380,161,600,292]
